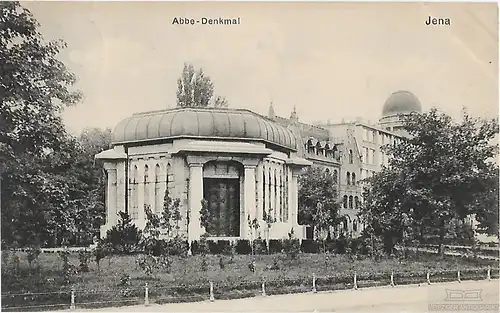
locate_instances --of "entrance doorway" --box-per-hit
[203,178,240,237]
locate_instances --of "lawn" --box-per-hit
[1,251,498,311]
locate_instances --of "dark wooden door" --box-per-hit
[203,178,240,237]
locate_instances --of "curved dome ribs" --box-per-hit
[112,108,297,150]
[382,90,422,117]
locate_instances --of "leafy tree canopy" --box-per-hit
[176,63,228,108]
[298,166,340,239]
[361,108,499,251]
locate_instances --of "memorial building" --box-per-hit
[97,90,422,241]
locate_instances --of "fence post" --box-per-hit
[144,283,149,306]
[390,271,395,287]
[261,280,266,296]
[457,270,461,283]
[312,273,317,293]
[426,272,431,285]
[209,281,215,302]
[70,289,75,311]
[487,266,491,281]
[353,273,358,290]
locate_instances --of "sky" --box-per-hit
[24,1,499,135]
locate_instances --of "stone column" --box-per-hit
[137,161,146,229]
[147,159,156,215]
[102,163,117,238]
[256,164,263,223]
[276,167,282,222]
[287,167,293,223]
[187,157,204,242]
[269,165,275,220]
[242,165,257,239]
[290,169,300,226]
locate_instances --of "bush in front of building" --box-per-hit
[253,238,268,254]
[235,240,252,254]
[300,239,321,253]
[268,239,283,254]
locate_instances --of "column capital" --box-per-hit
[186,155,206,167]
[103,162,117,171]
[241,158,260,168]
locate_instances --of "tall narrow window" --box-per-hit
[349,150,353,164]
[343,195,348,209]
[262,165,266,219]
[349,196,353,209]
[354,196,359,209]
[274,170,278,220]
[166,163,172,194]
[333,170,338,184]
[279,168,284,222]
[284,168,288,222]
[154,164,161,213]
[132,165,138,219]
[346,172,351,185]
[352,173,356,185]
[144,165,150,211]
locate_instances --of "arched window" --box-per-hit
[349,196,353,209]
[346,172,351,185]
[154,164,161,213]
[325,168,330,175]
[352,173,356,185]
[354,196,359,209]
[343,195,348,209]
[144,165,150,211]
[333,170,338,184]
[132,165,139,219]
[353,220,358,232]
[349,149,353,164]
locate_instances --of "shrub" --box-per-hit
[103,212,142,255]
[167,237,189,256]
[324,239,336,253]
[350,238,362,254]
[207,240,220,254]
[300,239,320,253]
[335,235,348,254]
[217,240,231,255]
[253,238,267,255]
[283,229,300,260]
[78,250,92,273]
[26,246,41,269]
[268,239,283,254]
[235,240,252,255]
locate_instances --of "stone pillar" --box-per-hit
[137,161,146,229]
[116,160,126,217]
[242,165,257,239]
[187,158,204,242]
[276,167,282,222]
[269,165,275,220]
[287,167,293,223]
[147,159,156,215]
[256,164,263,223]
[290,170,300,226]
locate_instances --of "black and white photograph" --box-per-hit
[0,1,499,312]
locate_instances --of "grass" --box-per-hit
[1,251,498,311]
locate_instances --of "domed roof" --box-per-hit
[382,90,422,117]
[112,107,297,150]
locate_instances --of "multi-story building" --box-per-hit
[270,90,422,237]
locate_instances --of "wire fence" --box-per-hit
[2,267,498,312]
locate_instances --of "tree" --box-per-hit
[298,166,340,240]
[361,108,499,254]
[1,2,82,248]
[176,63,228,108]
[103,212,142,255]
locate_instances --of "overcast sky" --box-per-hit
[24,1,498,135]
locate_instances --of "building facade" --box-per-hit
[96,90,423,242]
[96,108,312,242]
